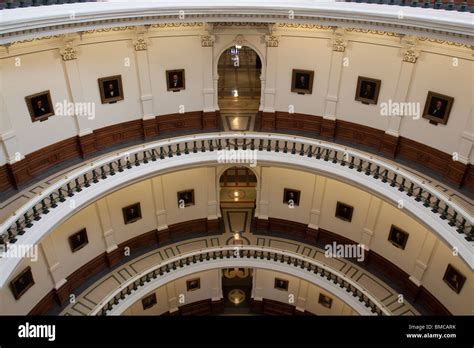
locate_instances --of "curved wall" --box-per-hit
[0,23,473,193]
[0,165,471,315]
[120,268,359,316]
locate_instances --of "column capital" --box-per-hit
[265,35,280,48]
[401,36,420,63]
[133,36,148,51]
[59,44,78,61]
[201,34,215,47]
[331,27,347,52]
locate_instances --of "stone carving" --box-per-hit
[201,34,215,47]
[59,45,77,61]
[265,35,279,47]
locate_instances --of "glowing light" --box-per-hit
[233,89,239,97]
[234,233,240,240]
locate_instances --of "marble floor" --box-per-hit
[59,206,419,316]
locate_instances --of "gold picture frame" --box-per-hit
[291,69,314,94]
[25,90,55,122]
[98,75,124,104]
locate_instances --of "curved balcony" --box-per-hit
[0,132,472,288]
[92,245,390,316]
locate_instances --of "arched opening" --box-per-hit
[219,166,258,244]
[217,46,262,131]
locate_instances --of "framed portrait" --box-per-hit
[422,91,454,125]
[166,69,186,92]
[25,90,54,122]
[98,75,124,104]
[318,293,333,309]
[388,225,409,250]
[291,69,314,95]
[69,228,89,253]
[141,293,157,310]
[283,188,300,206]
[122,202,142,225]
[186,278,200,291]
[335,202,354,222]
[443,264,466,294]
[355,76,381,105]
[177,189,195,208]
[274,278,289,291]
[10,266,35,300]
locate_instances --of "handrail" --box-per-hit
[1,132,471,255]
[89,245,391,316]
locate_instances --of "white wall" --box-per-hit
[274,36,332,116]
[148,35,204,116]
[76,40,142,130]
[0,50,78,154]
[0,27,472,160]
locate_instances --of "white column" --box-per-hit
[409,230,437,286]
[0,76,24,163]
[166,282,179,313]
[257,166,271,219]
[251,268,263,301]
[324,29,347,122]
[40,237,67,289]
[59,38,90,137]
[308,175,327,230]
[262,36,279,113]
[295,280,308,313]
[133,32,154,120]
[386,39,418,137]
[206,166,218,220]
[96,199,117,253]
[454,106,473,165]
[201,34,216,113]
[151,176,168,231]
[211,269,223,301]
[360,196,383,250]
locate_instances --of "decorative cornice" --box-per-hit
[83,26,135,34]
[201,34,215,47]
[265,35,279,48]
[276,23,332,30]
[150,22,204,29]
[344,27,401,37]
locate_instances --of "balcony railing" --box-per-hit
[0,132,472,261]
[89,245,391,316]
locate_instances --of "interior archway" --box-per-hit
[219,165,258,242]
[217,46,262,131]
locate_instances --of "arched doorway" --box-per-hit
[217,46,262,131]
[219,166,257,243]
